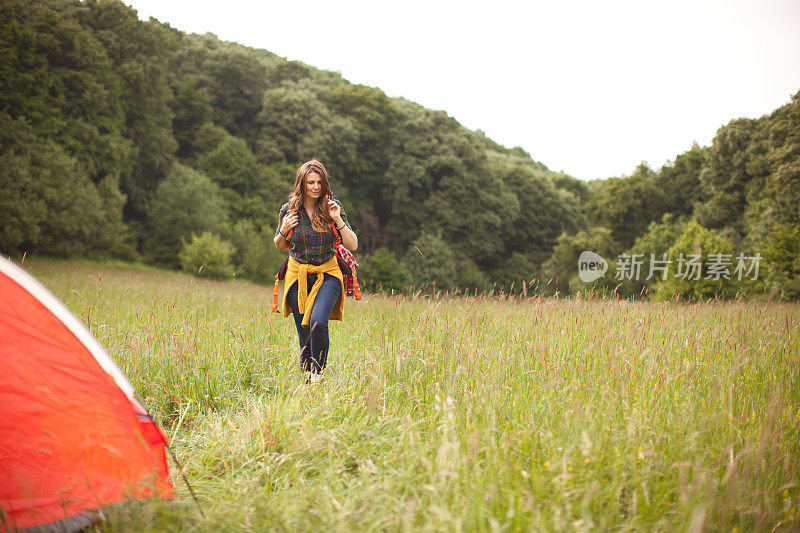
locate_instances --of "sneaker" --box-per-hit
[309,372,324,385]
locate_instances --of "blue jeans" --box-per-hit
[286,273,341,373]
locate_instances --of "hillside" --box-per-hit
[1,0,798,299]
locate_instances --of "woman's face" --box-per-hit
[305,172,323,200]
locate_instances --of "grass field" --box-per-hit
[23,259,800,531]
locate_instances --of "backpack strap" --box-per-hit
[272,275,280,313]
[351,270,362,299]
[273,224,293,313]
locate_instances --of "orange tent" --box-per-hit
[0,257,174,531]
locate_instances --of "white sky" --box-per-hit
[125,0,800,181]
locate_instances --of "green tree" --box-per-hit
[551,172,591,208]
[542,227,618,296]
[590,163,667,249]
[618,214,687,297]
[401,232,458,291]
[171,75,213,158]
[1,0,133,186]
[322,83,397,209]
[256,80,358,174]
[0,0,62,135]
[192,125,287,230]
[95,174,137,259]
[455,258,487,291]
[695,118,771,234]
[654,222,741,301]
[761,223,800,299]
[196,133,260,195]
[204,44,269,141]
[191,123,229,155]
[143,164,228,267]
[496,160,585,265]
[80,0,177,217]
[761,91,800,227]
[382,101,514,266]
[0,113,123,257]
[656,143,706,217]
[490,252,538,294]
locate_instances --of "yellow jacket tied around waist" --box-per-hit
[281,256,345,326]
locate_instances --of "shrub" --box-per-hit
[227,220,284,284]
[617,213,687,297]
[653,222,741,300]
[179,232,234,280]
[542,227,619,296]
[360,247,406,291]
[401,233,457,291]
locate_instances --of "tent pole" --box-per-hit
[136,394,206,520]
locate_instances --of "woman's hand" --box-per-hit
[328,199,358,251]
[280,211,299,235]
[275,210,298,250]
[327,199,341,222]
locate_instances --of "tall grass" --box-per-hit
[27,260,800,531]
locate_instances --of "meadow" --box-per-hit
[24,259,800,531]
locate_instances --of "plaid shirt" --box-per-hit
[276,199,351,265]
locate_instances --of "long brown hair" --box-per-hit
[289,159,333,232]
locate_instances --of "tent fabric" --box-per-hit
[0,257,173,531]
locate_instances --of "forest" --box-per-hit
[2,0,799,300]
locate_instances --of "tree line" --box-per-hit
[1,0,797,300]
[548,95,800,300]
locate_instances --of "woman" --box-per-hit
[274,159,358,384]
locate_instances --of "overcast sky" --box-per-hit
[124,0,800,181]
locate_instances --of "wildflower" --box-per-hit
[585,458,591,464]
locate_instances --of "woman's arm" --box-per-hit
[274,231,289,250]
[328,200,358,251]
[274,209,298,250]
[335,218,358,251]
